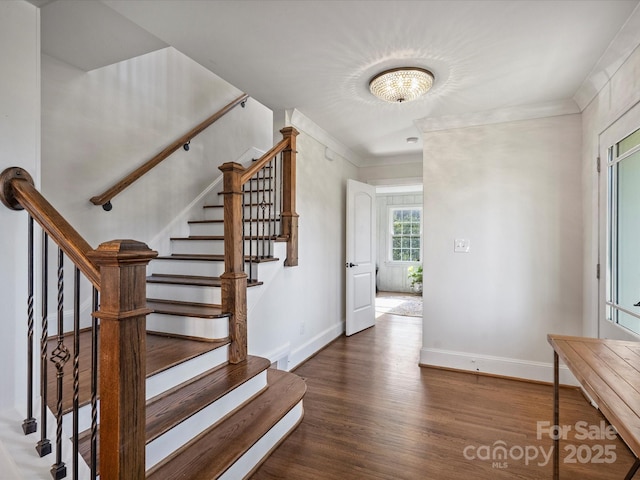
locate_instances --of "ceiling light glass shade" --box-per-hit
[369,67,434,103]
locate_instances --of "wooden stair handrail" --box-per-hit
[1,167,100,288]
[219,127,299,364]
[90,93,250,210]
[240,137,289,185]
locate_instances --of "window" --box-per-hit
[389,207,422,262]
[606,126,640,336]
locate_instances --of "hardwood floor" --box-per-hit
[251,313,636,480]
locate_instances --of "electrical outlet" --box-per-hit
[454,238,470,253]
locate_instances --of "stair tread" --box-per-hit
[146,369,306,480]
[77,356,272,470]
[202,203,274,209]
[170,235,279,240]
[154,254,279,263]
[47,333,229,415]
[147,299,227,318]
[147,273,263,287]
[188,218,280,224]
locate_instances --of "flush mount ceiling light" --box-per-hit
[369,67,434,103]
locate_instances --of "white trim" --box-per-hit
[387,205,422,263]
[257,342,291,371]
[416,100,580,133]
[573,4,640,112]
[288,320,344,370]
[420,347,579,386]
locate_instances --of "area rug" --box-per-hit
[375,294,423,317]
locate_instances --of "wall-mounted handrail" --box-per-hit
[1,167,100,288]
[90,93,250,211]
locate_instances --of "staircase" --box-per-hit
[1,126,303,479]
[72,158,305,478]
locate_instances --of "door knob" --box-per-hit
[346,262,359,268]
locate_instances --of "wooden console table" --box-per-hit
[548,334,640,480]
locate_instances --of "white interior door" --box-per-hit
[346,179,376,336]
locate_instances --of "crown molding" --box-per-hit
[415,99,580,133]
[573,3,640,111]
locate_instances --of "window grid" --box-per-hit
[390,207,421,262]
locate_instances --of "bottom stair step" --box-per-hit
[77,356,271,473]
[146,369,306,480]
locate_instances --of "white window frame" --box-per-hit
[387,206,422,263]
[599,107,640,341]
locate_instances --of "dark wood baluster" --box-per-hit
[72,266,80,480]
[90,287,98,480]
[23,215,37,435]
[51,247,69,480]
[36,231,51,457]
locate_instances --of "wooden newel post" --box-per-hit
[87,239,157,480]
[218,162,248,364]
[280,126,300,267]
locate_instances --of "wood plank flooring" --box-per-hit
[251,313,636,480]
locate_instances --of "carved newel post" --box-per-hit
[88,240,157,480]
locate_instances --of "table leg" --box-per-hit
[625,458,640,480]
[554,351,559,480]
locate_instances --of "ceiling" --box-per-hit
[35,0,640,164]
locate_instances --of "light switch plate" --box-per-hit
[454,238,470,253]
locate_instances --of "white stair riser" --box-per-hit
[189,221,279,237]
[147,313,229,340]
[146,344,229,399]
[150,259,260,279]
[219,401,304,480]
[147,283,222,304]
[150,259,227,277]
[62,345,230,433]
[202,207,224,221]
[146,371,268,471]
[202,205,279,221]
[171,239,276,256]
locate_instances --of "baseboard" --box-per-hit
[257,342,291,371]
[420,347,579,386]
[288,320,345,371]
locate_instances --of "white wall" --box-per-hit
[421,114,584,382]
[41,47,273,249]
[581,17,640,340]
[247,128,358,369]
[0,0,40,411]
[359,160,422,186]
[376,192,423,292]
